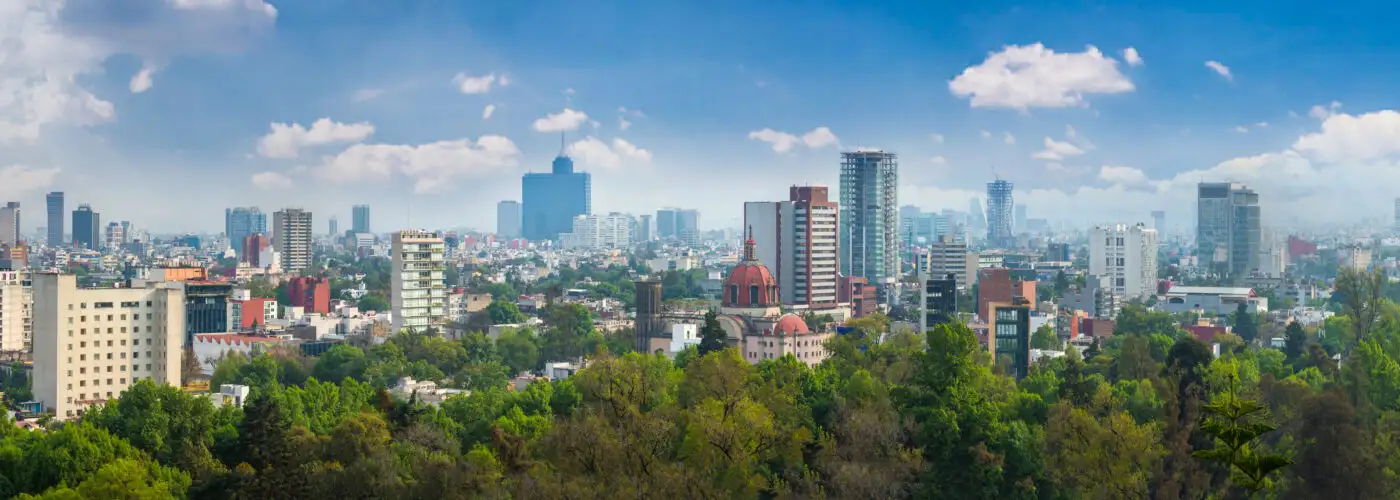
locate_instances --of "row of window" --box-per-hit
[68,338,153,348]
[72,301,154,310]
[68,350,156,362]
[67,362,156,376]
[68,313,158,323]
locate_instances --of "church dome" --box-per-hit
[723,228,778,308]
[772,314,810,335]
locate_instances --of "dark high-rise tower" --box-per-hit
[46,192,64,247]
[352,205,371,234]
[986,179,1014,248]
[71,204,99,250]
[522,149,591,242]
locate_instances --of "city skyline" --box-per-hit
[5,1,1400,233]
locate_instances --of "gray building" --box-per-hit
[676,209,699,247]
[497,200,521,238]
[1151,210,1166,234]
[1197,183,1260,279]
[638,214,653,242]
[71,204,99,250]
[46,192,63,247]
[352,205,371,234]
[986,179,1014,248]
[225,207,267,255]
[655,208,678,238]
[838,150,899,301]
[0,202,18,247]
[273,208,313,273]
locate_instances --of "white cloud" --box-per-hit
[748,126,840,153]
[532,108,589,133]
[981,130,992,139]
[250,171,293,190]
[1254,121,1269,128]
[1308,101,1342,120]
[1003,132,1016,145]
[948,43,1134,110]
[617,106,644,118]
[930,133,945,144]
[1122,47,1143,67]
[590,120,601,129]
[256,118,375,159]
[1292,109,1400,163]
[929,156,946,165]
[168,0,278,17]
[1205,60,1233,81]
[310,136,521,193]
[0,164,60,199]
[1032,137,1086,160]
[564,88,576,95]
[352,88,384,102]
[452,72,506,94]
[482,104,496,121]
[620,117,632,130]
[568,137,653,170]
[1097,165,1151,187]
[1233,126,1250,133]
[129,63,157,93]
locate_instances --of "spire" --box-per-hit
[559,131,567,157]
[743,225,756,261]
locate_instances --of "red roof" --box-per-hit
[773,314,810,335]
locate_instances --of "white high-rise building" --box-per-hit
[272,208,312,273]
[1090,223,1158,300]
[0,202,19,247]
[391,230,446,334]
[744,186,840,308]
[0,271,31,354]
[926,235,979,290]
[31,273,185,419]
[560,213,633,250]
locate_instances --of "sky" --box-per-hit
[4,0,1400,235]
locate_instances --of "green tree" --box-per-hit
[697,311,727,356]
[496,328,540,374]
[486,300,527,325]
[1193,371,1290,494]
[1232,303,1259,344]
[1031,324,1059,350]
[540,303,593,362]
[356,293,389,313]
[1044,387,1165,499]
[17,458,189,500]
[1283,322,1308,363]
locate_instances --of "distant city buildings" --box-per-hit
[986,179,1014,248]
[71,204,100,251]
[288,277,331,314]
[0,202,18,247]
[838,150,899,301]
[352,204,371,234]
[1089,223,1159,301]
[561,213,633,250]
[46,192,63,247]
[391,229,446,334]
[1013,203,1027,234]
[328,217,338,237]
[920,273,958,333]
[1151,210,1166,233]
[638,214,653,242]
[1197,182,1261,279]
[744,186,840,308]
[676,209,700,247]
[225,207,267,256]
[272,208,312,273]
[522,153,591,242]
[497,200,521,238]
[104,222,125,250]
[926,235,978,290]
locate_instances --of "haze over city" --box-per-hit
[5,1,1399,233]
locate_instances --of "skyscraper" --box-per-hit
[328,217,338,237]
[986,179,1014,248]
[838,150,899,301]
[497,200,522,238]
[967,197,986,236]
[676,209,700,247]
[0,202,18,247]
[1151,210,1166,233]
[1013,204,1027,233]
[656,209,678,238]
[1197,183,1261,279]
[745,186,840,308]
[522,152,591,242]
[71,204,99,250]
[352,205,371,234]
[638,214,653,242]
[46,192,63,247]
[224,207,267,256]
[1089,223,1159,300]
[391,229,446,334]
[272,208,312,273]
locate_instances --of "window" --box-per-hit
[749,285,759,304]
[107,315,113,321]
[121,353,126,359]
[121,327,126,333]
[728,285,738,304]
[80,328,85,334]
[146,301,151,307]
[80,341,86,348]
[146,364,152,371]
[107,328,113,334]
[80,316,86,322]
[79,380,86,387]
[121,378,126,384]
[121,340,126,346]
[1116,258,1125,266]
[106,340,112,347]
[121,301,139,308]
[80,303,87,309]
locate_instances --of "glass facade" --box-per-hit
[522,156,591,242]
[185,283,232,345]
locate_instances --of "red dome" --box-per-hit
[723,228,779,308]
[773,314,810,335]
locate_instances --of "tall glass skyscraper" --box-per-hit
[46,192,64,247]
[1197,183,1260,279]
[352,205,371,234]
[986,179,1014,248]
[72,204,99,250]
[225,207,267,254]
[838,150,899,301]
[522,154,591,242]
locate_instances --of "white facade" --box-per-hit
[0,271,31,353]
[32,274,185,419]
[927,235,978,290]
[1089,224,1158,300]
[272,208,312,273]
[391,230,446,334]
[667,323,700,357]
[561,213,633,250]
[0,202,18,247]
[744,195,840,308]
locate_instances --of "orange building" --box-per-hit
[151,266,207,282]
[977,268,1036,322]
[288,276,331,314]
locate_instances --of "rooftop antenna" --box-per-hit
[559,130,567,157]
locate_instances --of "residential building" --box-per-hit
[1161,286,1267,316]
[838,150,899,301]
[560,213,633,250]
[224,207,267,256]
[497,200,521,238]
[391,230,446,334]
[242,234,270,265]
[31,273,184,419]
[990,298,1032,380]
[352,204,371,234]
[977,268,1036,321]
[522,153,591,241]
[1046,242,1070,262]
[1063,274,1120,320]
[71,204,100,251]
[288,276,331,314]
[46,192,63,247]
[1089,223,1158,300]
[104,222,125,250]
[838,275,876,318]
[986,179,1014,248]
[272,208,312,273]
[921,273,958,333]
[744,186,840,308]
[0,271,31,353]
[230,297,276,329]
[0,202,18,247]
[1197,183,1261,279]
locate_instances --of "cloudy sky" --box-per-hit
[2,0,1398,235]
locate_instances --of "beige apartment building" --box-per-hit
[391,230,446,334]
[0,271,31,355]
[31,274,184,419]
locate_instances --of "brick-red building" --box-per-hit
[242,234,270,265]
[233,297,274,329]
[977,268,1036,321]
[838,275,877,318]
[288,276,331,314]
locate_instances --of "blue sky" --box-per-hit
[3,0,1399,234]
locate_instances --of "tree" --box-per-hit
[496,328,540,374]
[356,293,389,313]
[485,300,527,325]
[1232,303,1259,344]
[1192,371,1290,494]
[1334,266,1385,351]
[541,303,593,362]
[697,311,727,356]
[1283,322,1308,363]
[1286,392,1384,499]
[1044,389,1165,499]
[1031,324,1059,350]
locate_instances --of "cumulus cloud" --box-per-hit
[1309,101,1342,120]
[482,104,496,121]
[453,72,506,94]
[930,133,945,144]
[352,88,384,102]
[1205,60,1233,81]
[620,118,632,130]
[1292,109,1400,163]
[929,156,946,165]
[532,108,589,132]
[310,136,521,193]
[0,164,60,199]
[129,63,157,93]
[256,118,375,159]
[748,126,840,153]
[1122,47,1143,67]
[1032,137,1086,160]
[568,137,652,170]
[949,43,1134,110]
[250,171,293,190]
[1097,165,1152,187]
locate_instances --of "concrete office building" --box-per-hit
[561,213,633,250]
[676,209,700,247]
[352,205,371,234]
[1089,223,1159,301]
[391,230,446,334]
[638,214,653,242]
[0,202,18,247]
[1197,183,1261,279]
[838,150,899,301]
[0,271,30,354]
[656,208,678,239]
[927,235,978,290]
[328,217,338,237]
[921,273,958,333]
[522,152,591,242]
[46,192,63,247]
[71,204,100,251]
[497,200,522,238]
[224,207,267,256]
[989,298,1032,380]
[744,186,841,308]
[272,209,312,273]
[986,179,1014,248]
[31,273,184,419]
